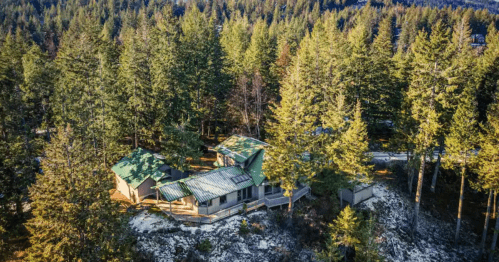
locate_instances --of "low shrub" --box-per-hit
[239,219,250,235]
[251,222,264,234]
[197,239,212,252]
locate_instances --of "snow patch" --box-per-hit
[129,211,174,233]
[358,182,479,262]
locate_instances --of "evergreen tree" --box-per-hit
[431,14,475,193]
[21,44,55,138]
[179,4,213,134]
[477,96,499,262]
[161,121,203,172]
[407,21,452,236]
[118,25,154,148]
[329,205,360,260]
[443,86,478,245]
[26,125,134,261]
[263,57,315,217]
[356,215,384,262]
[334,100,373,184]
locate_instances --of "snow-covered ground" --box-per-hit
[130,181,480,262]
[130,210,315,262]
[359,183,479,262]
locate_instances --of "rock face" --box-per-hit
[359,183,479,262]
[129,211,316,262]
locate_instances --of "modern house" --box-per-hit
[112,148,187,203]
[157,135,311,218]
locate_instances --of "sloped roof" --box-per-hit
[213,135,268,163]
[111,148,170,189]
[159,182,192,202]
[246,149,266,186]
[183,166,254,203]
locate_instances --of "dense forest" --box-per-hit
[1,0,499,261]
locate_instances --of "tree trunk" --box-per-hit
[287,192,294,226]
[408,166,415,195]
[494,191,497,220]
[412,152,426,237]
[488,205,499,262]
[455,165,466,245]
[430,140,444,193]
[479,190,493,259]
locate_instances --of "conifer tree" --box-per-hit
[179,5,213,134]
[443,86,478,245]
[263,57,315,217]
[329,205,360,261]
[477,96,499,262]
[21,44,55,139]
[431,14,475,193]
[26,125,134,261]
[356,215,384,262]
[150,7,185,127]
[161,121,203,172]
[245,19,278,97]
[371,15,399,125]
[334,100,373,184]
[407,21,452,236]
[118,25,154,148]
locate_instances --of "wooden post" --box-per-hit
[170,201,172,214]
[156,189,159,204]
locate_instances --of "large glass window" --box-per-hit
[237,187,252,202]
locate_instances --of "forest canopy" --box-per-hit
[2,0,499,260]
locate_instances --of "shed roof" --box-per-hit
[111,148,170,189]
[213,135,268,163]
[183,166,254,203]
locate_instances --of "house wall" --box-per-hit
[352,186,373,205]
[197,186,262,215]
[182,195,198,213]
[116,174,134,202]
[338,188,354,205]
[137,178,156,200]
[338,186,373,205]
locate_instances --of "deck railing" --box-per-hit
[264,186,310,208]
[163,186,310,224]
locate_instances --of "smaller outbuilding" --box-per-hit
[338,184,374,206]
[112,148,186,203]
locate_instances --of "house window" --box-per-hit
[237,187,252,202]
[220,195,227,204]
[264,185,272,195]
[199,200,212,207]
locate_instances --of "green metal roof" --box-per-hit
[246,149,266,186]
[111,148,169,189]
[184,166,254,203]
[213,135,268,163]
[159,181,193,202]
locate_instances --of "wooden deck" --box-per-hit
[158,186,310,224]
